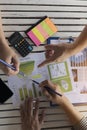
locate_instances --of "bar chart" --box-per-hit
[70,49,87,67]
[18,83,43,101]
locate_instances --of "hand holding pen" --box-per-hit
[0,58,62,101]
[39,80,63,104]
[0,44,19,75]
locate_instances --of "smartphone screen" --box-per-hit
[0,78,13,104]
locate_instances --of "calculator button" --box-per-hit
[28,46,33,50]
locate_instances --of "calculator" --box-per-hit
[8,32,33,57]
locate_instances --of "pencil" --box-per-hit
[32,80,62,97]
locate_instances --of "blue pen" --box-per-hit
[32,80,62,97]
[0,59,16,70]
[0,59,62,97]
[0,59,25,76]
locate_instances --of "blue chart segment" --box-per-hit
[70,49,87,67]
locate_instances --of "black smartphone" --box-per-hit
[0,78,13,104]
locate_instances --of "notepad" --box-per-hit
[25,16,58,46]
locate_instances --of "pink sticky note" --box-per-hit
[27,31,41,46]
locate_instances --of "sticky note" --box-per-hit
[45,17,58,33]
[25,16,58,46]
[27,31,40,46]
[32,27,45,42]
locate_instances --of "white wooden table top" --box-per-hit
[0,0,87,130]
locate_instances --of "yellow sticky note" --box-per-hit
[32,27,45,42]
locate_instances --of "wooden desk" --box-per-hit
[0,0,87,130]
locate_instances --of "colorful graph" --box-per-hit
[18,83,43,101]
[18,61,35,77]
[47,62,73,92]
[70,49,87,67]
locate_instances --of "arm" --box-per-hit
[60,96,83,125]
[39,80,83,125]
[0,13,19,75]
[70,25,87,55]
[38,25,87,67]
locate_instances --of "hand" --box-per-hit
[20,98,45,130]
[39,80,66,105]
[0,42,19,75]
[38,43,73,67]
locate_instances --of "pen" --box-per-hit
[0,59,25,76]
[32,80,62,97]
[0,59,16,70]
[0,59,62,97]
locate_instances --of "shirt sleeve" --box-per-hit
[73,116,87,130]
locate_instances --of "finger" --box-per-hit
[33,99,39,119]
[12,56,20,71]
[2,66,13,76]
[20,103,25,122]
[43,89,50,98]
[39,110,45,125]
[45,44,56,50]
[38,58,54,68]
[39,80,56,90]
[28,98,33,117]
[45,50,54,59]
[42,88,53,100]
[2,57,19,75]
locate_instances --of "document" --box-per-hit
[8,37,87,106]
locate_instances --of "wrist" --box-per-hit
[0,38,9,47]
[66,43,76,56]
[0,41,10,55]
[60,95,71,106]
[57,95,83,124]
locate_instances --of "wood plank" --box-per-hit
[0,114,69,124]
[2,19,87,25]
[0,125,21,130]
[4,31,81,38]
[1,12,87,18]
[0,118,71,128]
[44,128,71,130]
[1,5,87,11]
[0,125,71,130]
[0,0,87,6]
[2,25,84,32]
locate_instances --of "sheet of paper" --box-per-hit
[8,52,75,106]
[70,48,87,103]
[8,53,49,106]
[8,37,87,106]
[48,37,87,105]
[47,60,74,93]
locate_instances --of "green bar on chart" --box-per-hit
[39,91,42,96]
[29,89,33,97]
[19,88,24,101]
[23,87,28,98]
[32,83,37,97]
